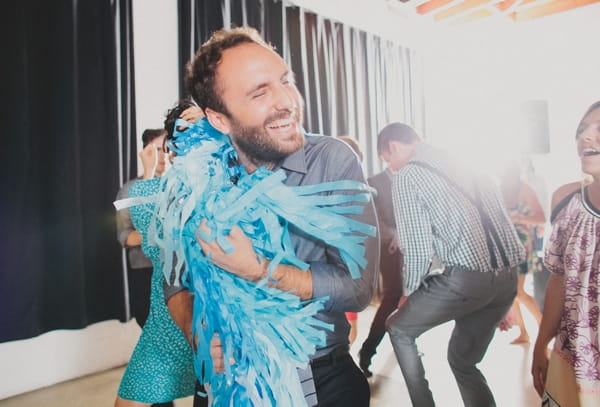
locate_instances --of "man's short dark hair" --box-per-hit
[184,26,274,117]
[376,122,419,154]
[141,128,167,148]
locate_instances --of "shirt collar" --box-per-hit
[275,134,308,175]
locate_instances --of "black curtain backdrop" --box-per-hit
[176,0,423,176]
[1,0,133,343]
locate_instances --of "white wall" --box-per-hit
[421,5,600,199]
[0,0,178,400]
[132,0,179,173]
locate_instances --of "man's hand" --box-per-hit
[210,334,225,373]
[197,220,267,282]
[197,220,313,299]
[209,333,236,374]
[388,236,399,254]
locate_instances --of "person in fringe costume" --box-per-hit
[161,27,379,407]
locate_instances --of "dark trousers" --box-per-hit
[127,266,152,327]
[359,244,403,361]
[192,381,209,407]
[387,266,517,407]
[192,356,368,406]
[312,353,370,406]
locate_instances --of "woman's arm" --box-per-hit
[531,273,565,396]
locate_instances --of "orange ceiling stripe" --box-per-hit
[513,0,600,20]
[417,0,457,14]
[495,0,518,11]
[451,7,495,23]
[434,0,493,20]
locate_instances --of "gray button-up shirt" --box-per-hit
[164,133,379,358]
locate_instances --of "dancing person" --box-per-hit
[358,125,405,378]
[499,162,545,344]
[116,129,168,330]
[164,27,379,407]
[532,101,600,406]
[114,104,205,407]
[384,122,525,407]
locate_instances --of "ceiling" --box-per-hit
[387,0,600,25]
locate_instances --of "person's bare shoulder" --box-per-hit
[551,182,580,211]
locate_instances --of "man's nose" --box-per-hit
[274,84,296,111]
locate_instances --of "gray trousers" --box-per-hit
[386,266,517,407]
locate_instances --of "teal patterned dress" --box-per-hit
[117,177,196,403]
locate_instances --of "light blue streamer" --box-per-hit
[139,118,375,406]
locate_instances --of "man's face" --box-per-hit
[381,140,413,171]
[209,42,305,167]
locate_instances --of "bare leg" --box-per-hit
[516,274,542,324]
[509,300,529,344]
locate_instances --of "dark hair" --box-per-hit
[141,128,167,148]
[376,122,420,154]
[577,101,600,138]
[184,26,274,116]
[164,98,197,141]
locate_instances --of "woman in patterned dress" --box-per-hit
[532,101,600,406]
[114,102,204,407]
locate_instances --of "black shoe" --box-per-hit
[358,350,373,378]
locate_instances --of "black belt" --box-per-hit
[310,345,350,368]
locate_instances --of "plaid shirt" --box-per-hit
[392,143,525,295]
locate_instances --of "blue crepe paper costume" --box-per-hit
[117,178,196,403]
[141,118,375,406]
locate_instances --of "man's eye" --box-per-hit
[252,91,266,99]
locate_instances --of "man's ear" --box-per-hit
[205,107,231,135]
[389,140,404,154]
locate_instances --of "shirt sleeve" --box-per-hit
[310,147,380,313]
[115,182,135,248]
[393,169,433,295]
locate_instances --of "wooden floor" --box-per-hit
[0,303,541,407]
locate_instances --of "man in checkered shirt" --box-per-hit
[380,123,525,407]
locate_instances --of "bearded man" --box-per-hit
[164,27,379,407]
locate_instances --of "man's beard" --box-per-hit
[228,110,305,169]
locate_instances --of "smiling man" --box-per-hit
[165,27,379,407]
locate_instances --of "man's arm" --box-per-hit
[531,273,564,396]
[197,222,313,300]
[198,146,379,312]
